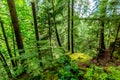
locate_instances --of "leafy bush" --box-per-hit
[107,66,120,80]
[84,65,108,80]
[57,56,83,80]
[84,65,120,80]
[36,55,84,80]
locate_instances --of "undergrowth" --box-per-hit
[0,52,120,80]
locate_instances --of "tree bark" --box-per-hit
[11,24,17,66]
[0,51,12,79]
[68,0,70,51]
[31,2,43,67]
[0,20,16,67]
[71,0,74,53]
[51,0,62,47]
[97,0,107,56]
[110,24,120,59]
[47,12,53,59]
[7,0,26,75]
[48,13,52,49]
[31,2,40,56]
[7,0,25,55]
[99,21,106,54]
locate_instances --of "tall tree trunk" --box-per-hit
[31,2,40,57]
[110,24,120,59]
[71,0,74,53]
[0,51,12,79]
[0,20,16,67]
[98,0,107,56]
[47,12,53,59]
[7,0,26,75]
[31,2,42,66]
[99,21,106,54]
[11,24,17,66]
[51,0,62,47]
[7,0,25,55]
[48,13,52,50]
[68,0,70,51]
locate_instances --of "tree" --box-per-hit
[51,0,62,47]
[31,1,41,59]
[71,0,74,53]
[0,51,12,79]
[6,0,26,75]
[97,0,107,59]
[68,0,70,51]
[7,0,25,55]
[110,24,120,59]
[0,19,16,67]
[31,1,44,67]
[47,11,52,53]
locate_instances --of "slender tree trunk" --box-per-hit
[31,2,42,66]
[71,0,74,53]
[48,13,52,49]
[48,14,51,46]
[47,13,53,59]
[107,25,111,48]
[11,24,17,66]
[0,21,16,67]
[51,0,62,47]
[68,0,70,51]
[110,24,120,59]
[0,51,12,79]
[97,0,107,57]
[7,0,25,55]
[31,2,40,56]
[99,21,106,54]
[31,2,39,43]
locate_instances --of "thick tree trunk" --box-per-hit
[68,0,70,51]
[7,0,26,75]
[7,0,25,55]
[0,21,16,67]
[0,51,12,79]
[71,0,74,53]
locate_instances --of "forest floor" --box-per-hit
[1,52,120,80]
[19,52,120,80]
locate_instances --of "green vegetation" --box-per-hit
[0,0,120,80]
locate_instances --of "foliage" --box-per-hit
[84,65,120,80]
[0,0,120,79]
[107,66,120,80]
[84,65,108,80]
[38,55,84,80]
[68,53,92,62]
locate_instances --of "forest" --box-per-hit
[0,0,120,80]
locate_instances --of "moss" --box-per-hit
[68,53,92,62]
